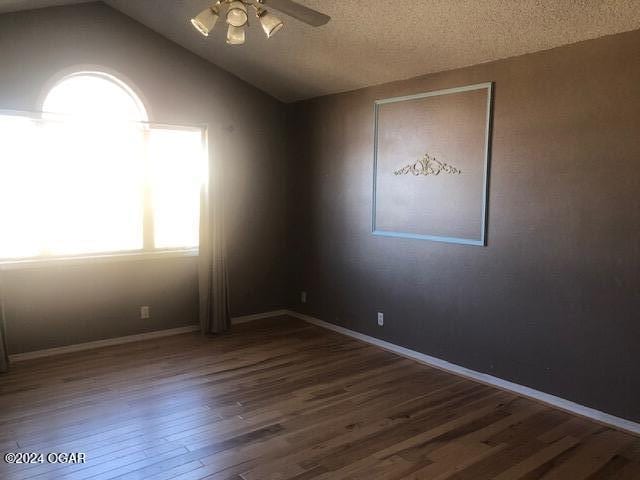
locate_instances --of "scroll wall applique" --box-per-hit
[394,153,461,176]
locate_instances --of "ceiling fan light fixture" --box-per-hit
[226,24,246,45]
[226,1,248,27]
[190,6,219,37]
[258,10,284,38]
[191,0,329,46]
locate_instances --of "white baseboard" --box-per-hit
[9,325,200,362]
[286,310,640,436]
[231,309,288,325]
[8,309,289,362]
[8,309,639,436]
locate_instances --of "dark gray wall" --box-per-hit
[0,2,290,353]
[289,29,640,423]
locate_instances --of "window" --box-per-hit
[0,71,205,262]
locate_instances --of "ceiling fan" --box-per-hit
[190,0,331,45]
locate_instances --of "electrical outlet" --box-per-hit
[377,312,384,326]
[301,291,307,303]
[140,305,150,319]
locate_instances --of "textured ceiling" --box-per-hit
[3,1,640,102]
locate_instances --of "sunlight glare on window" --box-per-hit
[43,73,146,121]
[0,71,204,261]
[39,120,145,255]
[40,73,147,255]
[0,116,43,259]
[149,128,204,249]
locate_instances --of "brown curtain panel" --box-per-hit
[198,141,231,334]
[0,280,9,373]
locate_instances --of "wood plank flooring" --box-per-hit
[0,316,638,480]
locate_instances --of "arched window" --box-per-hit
[0,71,204,261]
[43,71,148,121]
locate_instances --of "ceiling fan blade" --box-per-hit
[262,0,330,27]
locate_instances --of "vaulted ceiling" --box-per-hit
[2,1,640,102]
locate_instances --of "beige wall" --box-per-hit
[0,2,290,353]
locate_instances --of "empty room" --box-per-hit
[0,1,639,479]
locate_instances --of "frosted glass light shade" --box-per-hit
[259,11,283,38]
[226,1,248,27]
[191,7,219,36]
[226,25,246,45]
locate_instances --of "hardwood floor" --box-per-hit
[1,316,638,480]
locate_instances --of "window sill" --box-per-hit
[0,249,198,271]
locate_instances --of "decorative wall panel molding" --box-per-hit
[394,153,462,176]
[373,82,494,246]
